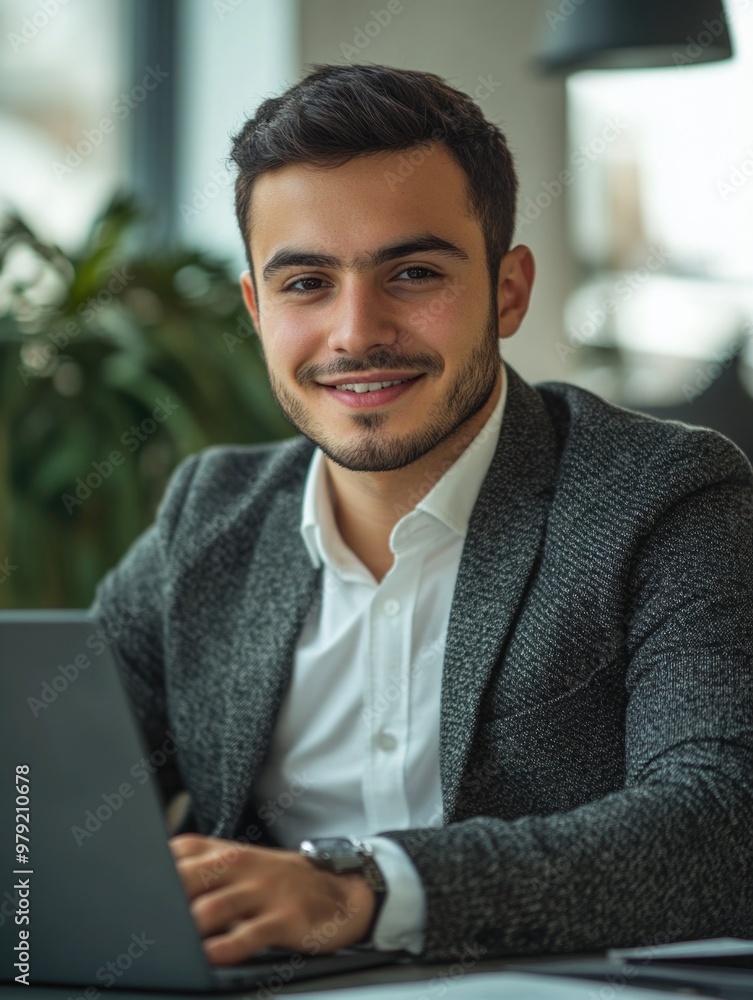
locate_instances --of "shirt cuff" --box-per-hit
[362,835,426,955]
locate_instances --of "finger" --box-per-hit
[203,912,296,966]
[171,837,247,900]
[175,854,233,901]
[169,833,214,859]
[191,884,263,938]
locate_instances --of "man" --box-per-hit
[90,64,753,966]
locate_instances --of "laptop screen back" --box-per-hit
[0,610,215,991]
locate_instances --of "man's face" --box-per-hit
[241,144,503,473]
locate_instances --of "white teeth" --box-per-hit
[338,378,411,393]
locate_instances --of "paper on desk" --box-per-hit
[282,970,715,999]
[608,936,753,962]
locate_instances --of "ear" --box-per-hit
[240,270,260,330]
[496,245,535,340]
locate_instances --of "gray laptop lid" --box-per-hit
[0,610,217,991]
[0,611,407,993]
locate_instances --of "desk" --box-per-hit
[6,951,753,1000]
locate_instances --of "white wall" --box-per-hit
[176,0,299,273]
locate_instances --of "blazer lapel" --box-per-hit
[440,363,560,820]
[215,464,321,838]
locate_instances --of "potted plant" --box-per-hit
[0,193,293,609]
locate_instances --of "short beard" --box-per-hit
[264,307,501,474]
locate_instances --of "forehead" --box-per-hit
[248,145,480,260]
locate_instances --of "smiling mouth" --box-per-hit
[318,373,425,407]
[321,374,422,394]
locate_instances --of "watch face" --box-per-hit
[302,837,364,873]
[311,838,360,859]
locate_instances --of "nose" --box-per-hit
[326,278,399,357]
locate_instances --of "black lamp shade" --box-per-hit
[535,0,733,72]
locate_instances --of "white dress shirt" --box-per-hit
[252,360,508,953]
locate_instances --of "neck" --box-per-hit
[324,369,502,581]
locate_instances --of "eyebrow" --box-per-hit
[261,232,470,283]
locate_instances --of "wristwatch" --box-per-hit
[299,836,387,941]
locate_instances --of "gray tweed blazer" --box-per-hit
[89,362,753,962]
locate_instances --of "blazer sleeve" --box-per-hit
[87,452,201,809]
[379,444,753,961]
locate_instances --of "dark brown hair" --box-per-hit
[228,63,518,297]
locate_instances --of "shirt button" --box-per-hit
[383,599,401,616]
[377,731,397,752]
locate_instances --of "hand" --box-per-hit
[168,833,375,965]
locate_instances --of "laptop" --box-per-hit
[0,610,409,991]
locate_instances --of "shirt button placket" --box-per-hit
[364,570,414,831]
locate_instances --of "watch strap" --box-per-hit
[354,847,387,943]
[355,847,387,893]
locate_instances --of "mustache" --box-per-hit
[298,350,443,384]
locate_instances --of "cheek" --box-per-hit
[398,296,470,351]
[262,311,318,373]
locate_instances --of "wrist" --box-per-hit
[339,871,378,942]
[299,836,387,944]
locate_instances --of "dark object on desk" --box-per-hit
[0,611,408,992]
[638,349,753,465]
[609,937,753,969]
[508,957,753,1000]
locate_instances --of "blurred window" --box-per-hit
[563,2,753,363]
[0,0,129,252]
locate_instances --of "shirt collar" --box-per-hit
[300,361,508,570]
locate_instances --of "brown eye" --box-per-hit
[396,267,439,283]
[284,277,331,295]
